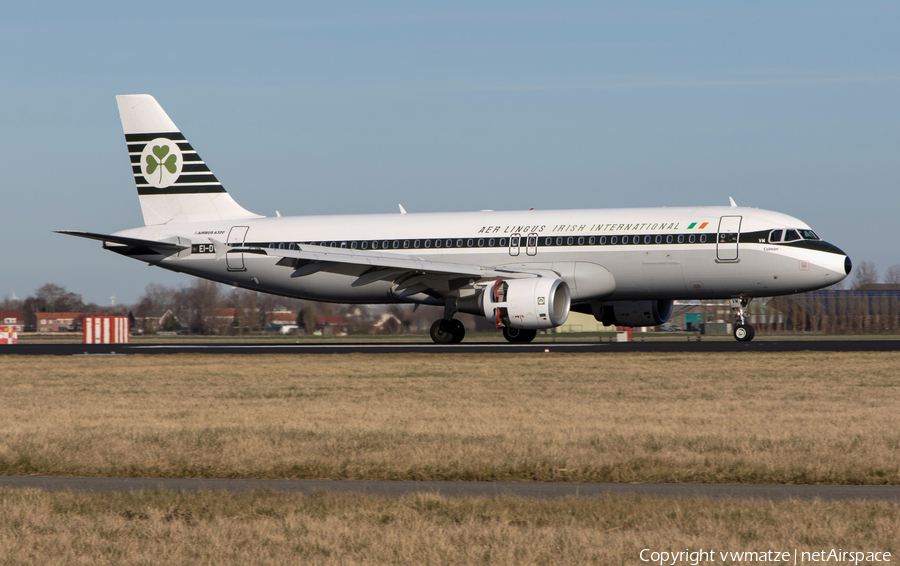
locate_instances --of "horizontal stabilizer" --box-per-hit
[55,230,189,252]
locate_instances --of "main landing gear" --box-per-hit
[502,327,537,343]
[430,302,466,344]
[731,297,755,342]
[430,319,465,344]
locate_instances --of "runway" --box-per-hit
[2,476,900,501]
[2,339,899,355]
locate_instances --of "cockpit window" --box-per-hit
[784,229,801,242]
[769,230,782,243]
[800,229,819,240]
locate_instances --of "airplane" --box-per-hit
[58,95,852,343]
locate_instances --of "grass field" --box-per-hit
[1,488,897,565]
[1,352,899,484]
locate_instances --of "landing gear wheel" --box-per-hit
[449,319,465,343]
[503,327,537,343]
[430,319,455,344]
[734,324,755,342]
[730,297,755,342]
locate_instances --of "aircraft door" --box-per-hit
[716,216,741,261]
[226,226,249,271]
[509,233,520,256]
[526,233,538,256]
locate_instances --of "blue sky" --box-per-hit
[1,1,897,304]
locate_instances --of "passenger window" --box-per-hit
[383,241,389,249]
[611,236,618,244]
[467,239,474,247]
[666,235,673,244]
[699,235,707,243]
[545,237,552,245]
[567,237,574,245]
[589,236,595,245]
[677,235,684,244]
[351,242,357,249]
[599,236,606,245]
[498,238,506,247]
[644,235,651,244]
[785,229,801,242]
[489,238,495,247]
[371,241,378,249]
[446,240,453,247]
[578,237,584,245]
[528,236,537,246]
[435,239,442,248]
[362,241,368,249]
[425,240,431,248]
[278,243,285,249]
[289,243,295,250]
[655,235,662,244]
[331,242,337,247]
[414,240,420,248]
[556,237,563,246]
[622,236,629,244]
[477,238,484,247]
[403,240,409,248]
[689,235,696,243]
[341,242,347,248]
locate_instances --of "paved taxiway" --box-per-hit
[2,477,900,501]
[2,340,899,355]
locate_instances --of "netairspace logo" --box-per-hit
[640,548,891,565]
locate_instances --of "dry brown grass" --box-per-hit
[0,488,897,565]
[1,353,899,483]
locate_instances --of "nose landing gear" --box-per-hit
[731,297,755,342]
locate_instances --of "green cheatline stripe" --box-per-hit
[687,222,697,229]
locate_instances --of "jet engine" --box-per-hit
[592,300,673,327]
[457,278,570,329]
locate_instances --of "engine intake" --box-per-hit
[457,278,571,329]
[592,300,673,327]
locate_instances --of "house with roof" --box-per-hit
[0,310,24,332]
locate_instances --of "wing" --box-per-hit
[225,241,550,299]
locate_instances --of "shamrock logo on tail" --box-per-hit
[145,145,178,185]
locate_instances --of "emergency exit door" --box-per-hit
[716,216,741,261]
[226,226,249,271]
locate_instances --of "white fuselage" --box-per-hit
[113,205,849,305]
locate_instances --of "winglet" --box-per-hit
[399,204,407,214]
[729,197,737,207]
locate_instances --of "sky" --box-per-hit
[1,1,898,305]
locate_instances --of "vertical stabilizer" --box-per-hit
[117,94,262,225]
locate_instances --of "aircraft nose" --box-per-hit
[822,252,851,286]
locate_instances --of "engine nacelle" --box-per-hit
[592,300,673,327]
[457,278,571,329]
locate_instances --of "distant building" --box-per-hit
[554,311,615,333]
[316,315,349,336]
[204,308,236,333]
[0,310,24,332]
[35,312,85,332]
[132,309,177,334]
